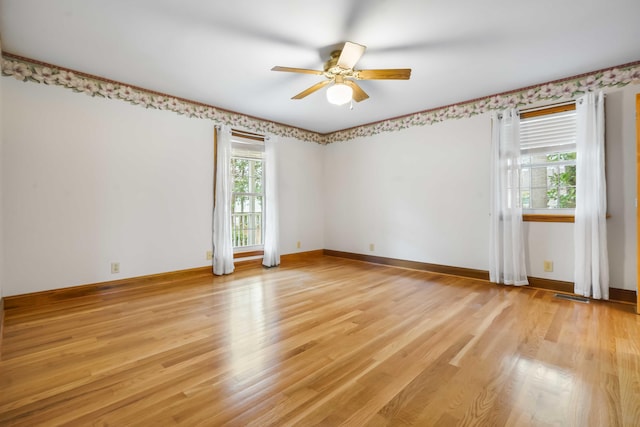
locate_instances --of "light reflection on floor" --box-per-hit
[508,354,576,425]
[229,279,269,383]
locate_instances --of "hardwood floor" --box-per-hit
[1,256,639,426]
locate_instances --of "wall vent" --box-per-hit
[554,293,590,303]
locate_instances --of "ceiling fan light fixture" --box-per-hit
[326,83,353,105]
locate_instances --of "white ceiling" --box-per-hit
[1,0,639,134]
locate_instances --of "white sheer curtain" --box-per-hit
[262,135,280,267]
[212,125,235,275]
[574,91,609,299]
[489,109,529,286]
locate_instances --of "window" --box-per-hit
[519,104,576,211]
[230,131,265,249]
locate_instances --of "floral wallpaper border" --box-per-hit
[1,53,324,144]
[325,60,640,143]
[2,52,640,145]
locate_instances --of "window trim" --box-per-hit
[520,102,575,119]
[520,102,577,218]
[231,129,265,259]
[230,140,265,250]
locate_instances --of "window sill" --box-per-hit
[523,213,611,223]
[233,249,264,259]
[523,214,574,223]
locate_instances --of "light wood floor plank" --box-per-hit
[1,256,639,426]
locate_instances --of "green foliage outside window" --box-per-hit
[231,158,262,194]
[231,157,264,247]
[546,152,576,208]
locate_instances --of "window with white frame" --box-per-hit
[519,104,577,210]
[230,131,265,249]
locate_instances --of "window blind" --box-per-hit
[520,109,576,154]
[231,129,265,159]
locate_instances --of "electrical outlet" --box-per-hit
[543,260,554,272]
[369,243,375,252]
[296,241,301,249]
[111,262,120,274]
[206,250,213,260]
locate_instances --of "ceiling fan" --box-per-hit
[271,41,411,105]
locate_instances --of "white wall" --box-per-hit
[604,86,638,291]
[324,115,491,270]
[3,79,214,295]
[523,222,574,281]
[2,78,325,296]
[276,136,325,254]
[324,84,639,290]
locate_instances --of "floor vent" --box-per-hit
[554,293,590,303]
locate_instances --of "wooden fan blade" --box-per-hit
[271,66,324,75]
[356,69,412,80]
[337,41,366,69]
[292,80,332,99]
[344,80,369,102]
